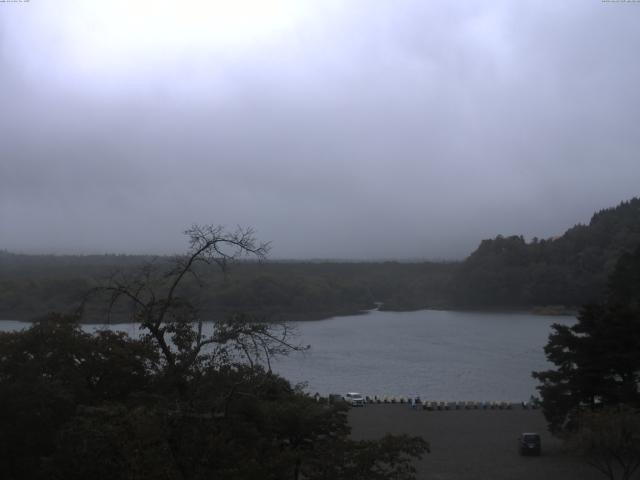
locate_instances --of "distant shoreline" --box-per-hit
[0,305,577,325]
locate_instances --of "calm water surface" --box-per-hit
[0,309,573,401]
[272,309,574,401]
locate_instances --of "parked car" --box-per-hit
[328,394,344,404]
[518,433,541,456]
[343,392,365,407]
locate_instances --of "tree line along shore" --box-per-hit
[1,197,639,323]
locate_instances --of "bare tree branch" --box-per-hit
[81,224,298,391]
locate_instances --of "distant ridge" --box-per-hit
[451,197,640,309]
[1,197,639,321]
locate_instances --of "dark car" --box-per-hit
[518,433,541,456]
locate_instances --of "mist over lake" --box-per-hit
[1,309,570,401]
[2,1,639,477]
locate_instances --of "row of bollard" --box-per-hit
[420,400,514,410]
[318,393,539,410]
[365,398,515,410]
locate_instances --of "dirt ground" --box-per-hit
[348,404,603,480]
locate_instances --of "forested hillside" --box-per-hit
[451,198,640,309]
[1,197,639,321]
[0,254,454,322]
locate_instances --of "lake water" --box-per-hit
[0,309,573,402]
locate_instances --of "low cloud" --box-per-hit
[1,0,638,258]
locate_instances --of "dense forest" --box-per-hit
[0,255,454,322]
[451,197,640,309]
[1,197,639,321]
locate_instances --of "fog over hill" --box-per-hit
[1,1,640,259]
[2,197,639,321]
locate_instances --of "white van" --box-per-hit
[343,392,365,407]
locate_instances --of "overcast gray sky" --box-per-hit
[1,0,639,259]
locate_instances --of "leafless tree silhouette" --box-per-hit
[83,225,305,387]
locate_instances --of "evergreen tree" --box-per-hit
[533,245,640,434]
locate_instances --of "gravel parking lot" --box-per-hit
[349,404,602,480]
